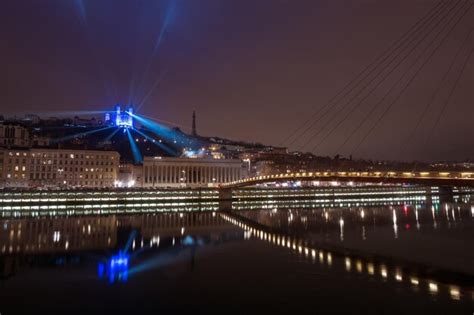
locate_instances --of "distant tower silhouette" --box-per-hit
[192,110,197,136]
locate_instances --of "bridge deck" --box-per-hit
[222,171,474,188]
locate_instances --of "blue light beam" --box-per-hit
[51,126,113,143]
[131,127,176,156]
[136,70,167,111]
[38,110,107,117]
[103,127,121,143]
[128,113,189,148]
[152,0,177,55]
[134,1,177,106]
[73,0,88,27]
[127,247,187,276]
[123,230,138,253]
[139,113,191,131]
[72,0,118,104]
[126,128,143,163]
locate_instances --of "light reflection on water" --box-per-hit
[0,201,473,312]
[221,209,474,300]
[1,187,472,218]
[236,202,473,242]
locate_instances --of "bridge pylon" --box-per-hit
[218,188,232,211]
[439,186,454,203]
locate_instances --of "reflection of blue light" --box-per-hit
[107,269,129,284]
[123,230,137,253]
[98,263,105,278]
[55,258,65,265]
[110,254,129,269]
[182,235,194,246]
[119,270,128,282]
[109,272,115,284]
[99,252,130,284]
[111,258,128,268]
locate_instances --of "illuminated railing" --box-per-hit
[222,171,474,187]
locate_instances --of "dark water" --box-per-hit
[0,203,473,314]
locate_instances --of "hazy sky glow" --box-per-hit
[0,0,473,161]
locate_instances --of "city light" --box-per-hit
[1,1,473,311]
[110,254,129,269]
[105,105,134,128]
[428,282,438,294]
[97,252,130,284]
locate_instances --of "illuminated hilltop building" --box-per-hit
[105,105,134,128]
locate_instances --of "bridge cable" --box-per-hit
[349,2,474,157]
[299,0,462,153]
[333,3,474,156]
[400,24,474,163]
[294,0,458,152]
[424,36,474,149]
[279,0,447,148]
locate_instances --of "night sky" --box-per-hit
[0,0,473,162]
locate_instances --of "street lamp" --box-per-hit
[58,168,64,188]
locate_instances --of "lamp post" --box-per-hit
[58,168,64,188]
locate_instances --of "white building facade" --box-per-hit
[0,148,119,188]
[143,157,244,188]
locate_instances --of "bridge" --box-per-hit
[221,171,474,189]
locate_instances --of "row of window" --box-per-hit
[29,173,114,180]
[29,159,115,166]
[30,153,116,160]
[144,165,241,184]
[2,151,117,159]
[5,166,115,173]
